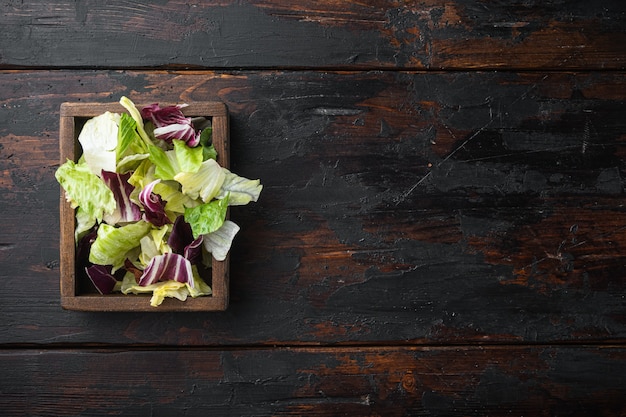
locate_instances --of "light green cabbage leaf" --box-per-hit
[174,158,225,202]
[202,220,240,261]
[78,111,120,176]
[55,160,116,227]
[184,194,229,238]
[89,220,152,269]
[173,139,203,173]
[216,168,263,206]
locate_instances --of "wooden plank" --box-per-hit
[0,70,625,345]
[0,0,624,70]
[1,346,625,416]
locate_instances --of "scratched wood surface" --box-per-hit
[1,0,625,415]
[1,0,625,70]
[2,346,625,416]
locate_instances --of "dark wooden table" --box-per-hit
[1,1,625,415]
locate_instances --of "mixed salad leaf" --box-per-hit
[55,97,262,306]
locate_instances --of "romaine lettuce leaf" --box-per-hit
[173,139,203,173]
[119,96,153,147]
[174,158,225,202]
[117,112,148,159]
[117,153,149,174]
[198,127,217,161]
[120,267,211,307]
[121,276,189,307]
[187,267,212,298]
[138,224,170,266]
[153,181,199,214]
[55,159,116,227]
[89,220,152,269]
[184,194,229,238]
[202,220,240,261]
[148,145,179,181]
[216,168,263,206]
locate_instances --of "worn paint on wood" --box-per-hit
[1,347,625,416]
[0,1,624,70]
[1,70,624,345]
[1,0,625,414]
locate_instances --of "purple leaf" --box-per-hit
[139,180,171,227]
[153,123,198,146]
[141,103,199,146]
[184,236,204,265]
[168,216,203,265]
[85,264,118,294]
[141,103,189,127]
[101,171,142,223]
[168,215,194,255]
[76,227,98,271]
[138,253,194,288]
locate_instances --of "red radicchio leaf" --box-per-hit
[168,215,194,254]
[76,227,98,272]
[101,171,142,223]
[184,236,204,265]
[138,253,194,288]
[139,180,171,227]
[168,215,203,265]
[153,123,198,146]
[141,103,188,127]
[141,103,200,147]
[85,264,118,294]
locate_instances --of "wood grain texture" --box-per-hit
[1,70,624,346]
[0,0,624,70]
[1,346,624,416]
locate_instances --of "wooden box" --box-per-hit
[59,102,230,311]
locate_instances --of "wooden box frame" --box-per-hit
[59,102,230,311]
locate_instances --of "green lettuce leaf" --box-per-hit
[128,159,156,191]
[188,267,212,297]
[117,112,148,159]
[138,225,171,266]
[174,158,225,202]
[89,220,152,269]
[55,159,116,225]
[184,194,229,238]
[148,145,179,181]
[77,111,120,176]
[119,96,154,147]
[216,168,263,206]
[153,181,199,214]
[173,139,203,173]
[198,127,217,161]
[202,220,240,261]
